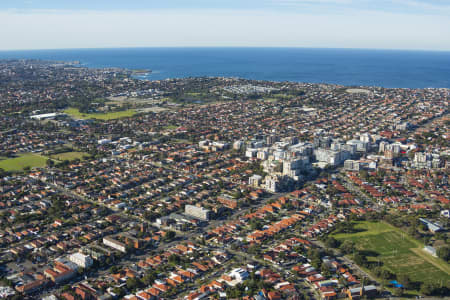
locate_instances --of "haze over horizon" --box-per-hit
[1,0,450,51]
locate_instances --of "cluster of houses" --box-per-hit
[0,59,448,299]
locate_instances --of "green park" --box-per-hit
[49,151,90,161]
[0,151,91,172]
[64,107,136,120]
[0,153,48,172]
[332,221,450,293]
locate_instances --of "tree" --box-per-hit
[321,264,332,277]
[311,256,322,269]
[126,277,143,291]
[418,222,428,232]
[419,282,449,297]
[62,285,71,292]
[307,248,322,261]
[227,285,243,298]
[248,245,259,255]
[168,254,181,265]
[379,268,395,280]
[334,221,357,234]
[324,236,340,248]
[249,218,263,230]
[340,240,356,255]
[142,270,157,285]
[112,287,125,297]
[420,282,434,295]
[437,246,450,262]
[164,231,176,241]
[46,159,54,167]
[397,274,412,290]
[393,287,403,297]
[353,252,368,267]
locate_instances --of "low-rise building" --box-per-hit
[103,236,127,253]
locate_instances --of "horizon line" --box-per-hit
[1,46,450,53]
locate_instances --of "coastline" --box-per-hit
[1,48,449,88]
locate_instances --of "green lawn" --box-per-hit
[271,93,292,99]
[263,98,279,102]
[264,93,296,102]
[164,124,178,130]
[333,221,450,289]
[0,153,48,171]
[185,92,203,97]
[49,151,90,161]
[64,108,136,120]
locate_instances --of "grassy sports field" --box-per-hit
[332,221,450,289]
[0,153,48,171]
[64,108,136,120]
[49,151,90,161]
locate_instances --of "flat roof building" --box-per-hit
[185,205,212,221]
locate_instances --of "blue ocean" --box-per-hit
[0,47,449,88]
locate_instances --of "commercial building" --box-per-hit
[69,252,93,269]
[265,175,280,193]
[233,140,244,150]
[44,263,76,285]
[413,152,441,169]
[218,195,238,209]
[229,268,249,282]
[30,112,66,120]
[249,174,262,187]
[314,149,347,166]
[185,205,212,221]
[346,285,377,300]
[344,160,360,171]
[103,236,127,253]
[346,139,369,152]
[15,280,46,295]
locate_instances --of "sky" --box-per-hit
[0,0,449,51]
